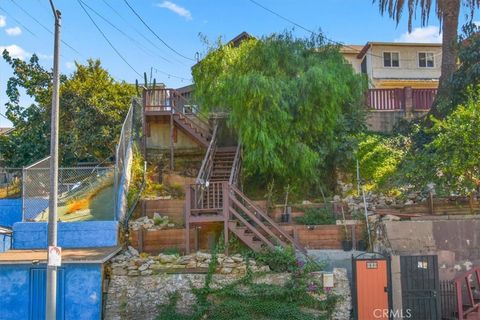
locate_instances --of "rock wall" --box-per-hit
[104,267,351,320]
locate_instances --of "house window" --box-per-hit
[361,58,367,74]
[419,52,434,68]
[383,52,399,67]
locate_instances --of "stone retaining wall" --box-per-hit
[104,265,351,320]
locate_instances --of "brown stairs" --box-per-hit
[185,126,306,255]
[143,87,212,148]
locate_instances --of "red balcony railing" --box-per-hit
[367,87,437,111]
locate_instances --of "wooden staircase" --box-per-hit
[185,125,306,254]
[173,113,210,147]
[143,87,212,148]
[210,147,237,182]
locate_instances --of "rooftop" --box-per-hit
[0,246,122,264]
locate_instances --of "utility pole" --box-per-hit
[46,1,61,319]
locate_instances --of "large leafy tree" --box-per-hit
[374,0,479,116]
[193,32,367,190]
[0,51,136,167]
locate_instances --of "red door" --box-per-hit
[355,259,389,320]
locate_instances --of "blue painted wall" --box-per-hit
[0,198,21,252]
[0,263,103,320]
[0,198,22,227]
[13,221,118,249]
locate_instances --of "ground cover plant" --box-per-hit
[157,247,337,320]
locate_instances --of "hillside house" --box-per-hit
[341,42,441,132]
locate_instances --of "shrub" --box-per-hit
[253,246,298,272]
[295,207,335,225]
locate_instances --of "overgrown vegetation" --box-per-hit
[353,24,480,198]
[295,207,336,226]
[157,247,336,320]
[193,31,367,195]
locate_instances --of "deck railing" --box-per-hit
[454,266,480,319]
[412,89,438,110]
[367,87,437,111]
[367,88,405,110]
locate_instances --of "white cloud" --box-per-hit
[475,21,480,27]
[0,16,6,28]
[395,26,442,43]
[37,53,53,60]
[65,61,76,70]
[157,1,192,20]
[5,26,22,36]
[0,44,29,59]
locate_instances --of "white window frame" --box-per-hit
[383,51,400,68]
[418,51,435,68]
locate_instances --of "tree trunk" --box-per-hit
[431,0,460,118]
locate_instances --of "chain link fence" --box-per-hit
[22,157,115,222]
[0,168,22,199]
[114,98,142,221]
[20,98,142,223]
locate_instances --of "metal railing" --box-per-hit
[114,98,142,221]
[412,89,437,110]
[229,144,242,187]
[196,123,218,184]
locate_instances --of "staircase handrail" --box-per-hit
[230,185,306,254]
[229,206,276,250]
[453,266,480,319]
[229,194,287,248]
[229,144,242,186]
[170,90,210,129]
[196,123,218,184]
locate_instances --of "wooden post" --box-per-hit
[404,86,413,119]
[428,191,434,215]
[142,89,148,157]
[223,182,229,255]
[185,185,191,254]
[170,99,175,171]
[194,226,199,252]
[139,228,145,253]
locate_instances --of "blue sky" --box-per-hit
[0,0,478,127]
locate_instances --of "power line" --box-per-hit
[80,1,172,64]
[0,5,37,37]
[76,0,142,77]
[247,0,389,60]
[153,67,192,82]
[122,0,195,61]
[101,0,178,64]
[9,0,83,56]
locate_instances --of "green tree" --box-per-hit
[193,32,367,191]
[1,51,136,167]
[373,0,479,116]
[427,87,480,195]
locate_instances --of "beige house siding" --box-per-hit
[369,44,442,83]
[146,122,200,150]
[341,42,442,89]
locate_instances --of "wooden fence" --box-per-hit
[130,224,364,253]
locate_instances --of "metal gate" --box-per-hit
[400,255,441,320]
[353,252,392,320]
[29,268,65,320]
